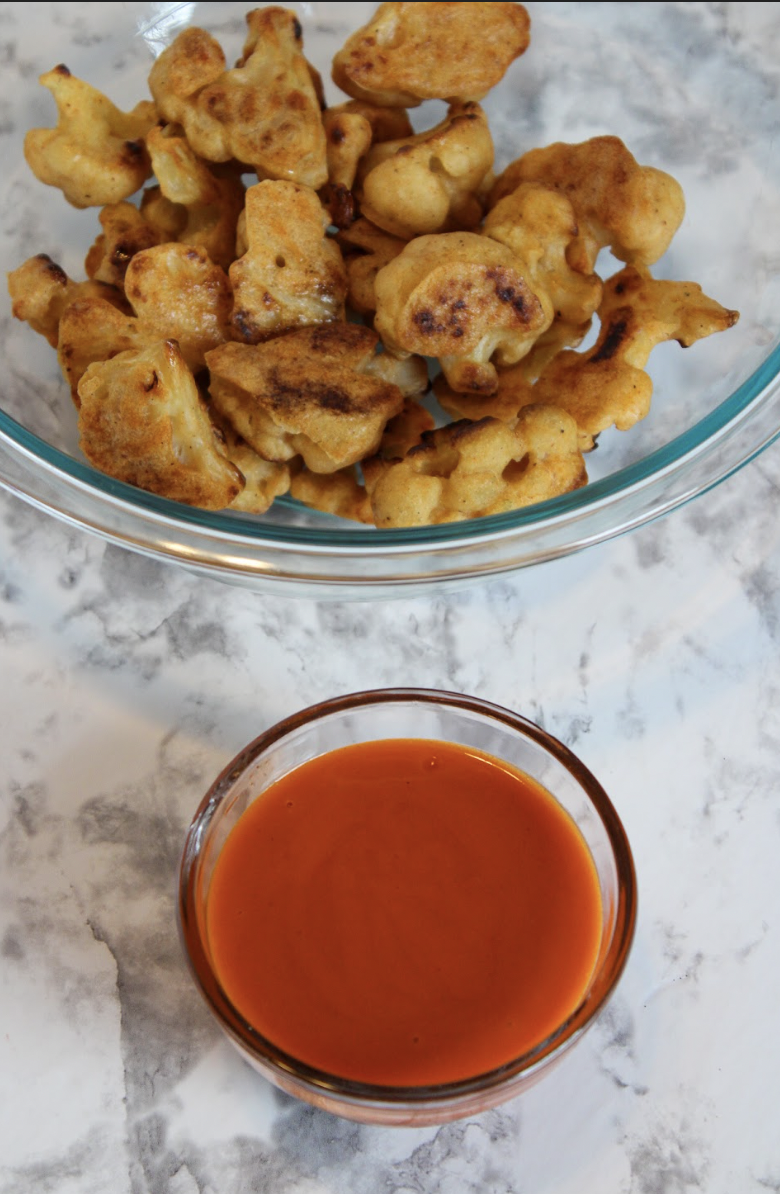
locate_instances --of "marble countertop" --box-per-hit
[3,440,780,1193]
[2,2,780,1192]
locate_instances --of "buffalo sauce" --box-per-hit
[206,738,603,1087]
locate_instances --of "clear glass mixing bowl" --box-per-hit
[1,2,777,596]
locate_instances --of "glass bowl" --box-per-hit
[1,2,777,597]
[178,688,637,1126]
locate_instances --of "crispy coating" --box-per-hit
[140,185,189,241]
[374,232,553,394]
[433,368,530,425]
[336,217,408,315]
[58,297,151,402]
[290,465,373,523]
[84,201,162,290]
[376,396,436,459]
[58,243,232,400]
[124,242,233,370]
[8,254,130,348]
[229,180,347,343]
[322,108,373,193]
[145,126,245,271]
[210,413,291,514]
[364,405,586,527]
[490,136,686,271]
[77,339,243,508]
[356,103,494,239]
[530,265,740,448]
[148,9,327,188]
[321,101,412,227]
[205,323,405,474]
[363,349,429,399]
[484,182,602,327]
[332,2,531,107]
[24,65,155,208]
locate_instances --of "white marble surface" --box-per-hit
[2,2,780,1192]
[3,442,780,1192]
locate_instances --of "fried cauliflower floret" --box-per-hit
[8,254,130,348]
[140,185,189,242]
[84,202,162,290]
[490,136,686,271]
[433,367,531,425]
[289,465,373,523]
[483,182,602,328]
[376,396,436,459]
[332,2,531,107]
[336,218,408,315]
[364,406,586,527]
[77,339,243,509]
[24,65,155,209]
[321,101,413,227]
[355,103,493,239]
[58,298,151,402]
[374,232,553,395]
[210,413,291,514]
[432,315,593,424]
[363,350,429,399]
[148,9,327,188]
[229,180,347,343]
[57,243,233,400]
[144,125,245,271]
[123,242,233,370]
[205,323,405,474]
[529,265,740,449]
[324,101,413,190]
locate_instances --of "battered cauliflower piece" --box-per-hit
[58,242,233,400]
[145,125,245,271]
[24,65,156,208]
[483,182,602,328]
[355,103,494,239]
[489,136,686,271]
[376,396,436,459]
[336,218,408,315]
[124,242,233,370]
[205,323,405,474]
[58,297,152,402]
[229,180,347,343]
[148,9,327,188]
[321,101,412,227]
[530,265,740,449]
[289,465,373,523]
[363,350,429,399]
[364,406,586,527]
[324,101,413,189]
[374,232,553,395]
[433,367,532,425]
[8,254,130,348]
[77,339,243,509]
[211,414,291,514]
[332,2,531,107]
[140,185,189,242]
[84,201,162,290]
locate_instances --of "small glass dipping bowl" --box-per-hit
[178,689,636,1125]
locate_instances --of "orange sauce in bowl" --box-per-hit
[206,738,603,1087]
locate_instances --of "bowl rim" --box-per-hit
[177,687,637,1109]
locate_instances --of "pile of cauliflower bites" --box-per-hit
[8,2,739,528]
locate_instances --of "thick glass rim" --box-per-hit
[178,688,637,1110]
